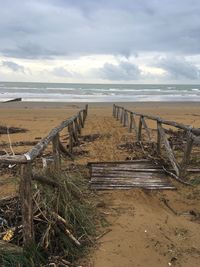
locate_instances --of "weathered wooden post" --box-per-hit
[123,110,127,127]
[120,108,124,124]
[83,111,86,126]
[137,116,143,141]
[116,106,120,120]
[68,124,73,154]
[180,132,194,178]
[157,123,180,177]
[83,105,88,127]
[113,104,115,117]
[74,117,81,135]
[52,133,61,171]
[72,121,79,144]
[141,117,151,142]
[132,114,138,135]
[157,121,162,154]
[78,111,84,129]
[129,112,133,132]
[20,162,34,246]
[85,104,88,116]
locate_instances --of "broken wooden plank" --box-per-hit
[89,160,175,190]
[157,124,180,177]
[90,184,175,190]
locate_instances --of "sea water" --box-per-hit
[0,82,200,102]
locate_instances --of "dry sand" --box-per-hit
[0,101,200,267]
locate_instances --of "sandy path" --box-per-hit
[79,109,200,267]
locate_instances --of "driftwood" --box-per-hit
[157,124,180,176]
[0,141,38,148]
[51,212,81,247]
[3,98,22,103]
[59,140,74,159]
[0,125,27,135]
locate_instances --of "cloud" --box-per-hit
[0,0,200,59]
[2,43,61,59]
[94,60,141,81]
[156,56,200,80]
[1,60,25,73]
[52,67,77,77]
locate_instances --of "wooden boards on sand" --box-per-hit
[88,160,176,190]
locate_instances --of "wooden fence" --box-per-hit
[113,104,200,182]
[0,104,88,245]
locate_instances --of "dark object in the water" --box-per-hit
[3,98,22,103]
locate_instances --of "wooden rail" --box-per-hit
[0,104,88,246]
[113,104,200,182]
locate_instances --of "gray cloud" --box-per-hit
[2,44,62,59]
[94,61,141,81]
[0,1,200,59]
[52,67,77,77]
[156,56,200,80]
[1,60,25,73]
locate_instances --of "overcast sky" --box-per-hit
[0,0,200,83]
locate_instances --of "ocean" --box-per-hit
[0,82,200,102]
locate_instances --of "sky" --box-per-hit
[0,0,200,83]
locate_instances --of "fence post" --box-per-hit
[113,104,115,117]
[129,112,133,132]
[68,124,73,154]
[74,117,81,135]
[157,121,162,154]
[116,107,119,120]
[137,116,143,141]
[72,121,79,144]
[85,104,88,116]
[83,106,88,127]
[52,133,61,171]
[120,108,124,124]
[123,110,127,127]
[78,111,84,129]
[20,162,34,246]
[180,132,194,178]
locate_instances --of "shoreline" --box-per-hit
[0,100,200,108]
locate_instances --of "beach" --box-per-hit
[0,101,200,145]
[0,101,200,191]
[0,101,200,267]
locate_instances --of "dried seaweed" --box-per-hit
[0,126,28,135]
[0,172,96,266]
